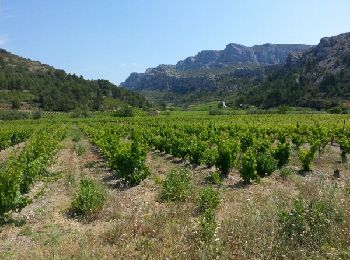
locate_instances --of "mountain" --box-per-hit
[0,49,149,111]
[236,32,350,109]
[121,43,312,104]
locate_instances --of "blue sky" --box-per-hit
[0,0,349,84]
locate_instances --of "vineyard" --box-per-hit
[1,113,350,258]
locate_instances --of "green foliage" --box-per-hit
[74,143,86,156]
[188,139,206,165]
[32,111,42,120]
[0,125,66,218]
[208,108,224,115]
[113,106,134,117]
[71,179,106,216]
[239,149,258,183]
[279,198,343,248]
[0,50,149,112]
[198,187,220,212]
[11,98,20,109]
[160,168,191,202]
[339,137,350,163]
[206,171,222,185]
[256,152,276,177]
[0,110,29,121]
[112,139,149,186]
[203,147,218,168]
[279,167,295,178]
[215,140,237,176]
[298,142,319,172]
[273,142,291,168]
[200,208,217,242]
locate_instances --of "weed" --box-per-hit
[198,186,220,212]
[160,168,191,202]
[206,171,222,185]
[71,179,106,217]
[279,198,343,248]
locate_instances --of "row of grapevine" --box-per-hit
[0,127,33,151]
[0,125,67,219]
[80,123,149,186]
[79,114,350,184]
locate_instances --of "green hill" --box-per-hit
[0,49,149,111]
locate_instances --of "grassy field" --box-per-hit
[0,112,350,259]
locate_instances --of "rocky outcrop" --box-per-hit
[176,43,311,71]
[122,43,312,94]
[286,32,350,75]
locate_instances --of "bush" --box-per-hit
[200,208,217,242]
[298,142,319,172]
[160,168,191,202]
[71,179,106,216]
[206,171,222,185]
[256,152,276,177]
[208,108,223,115]
[188,140,207,165]
[111,140,149,186]
[339,137,350,163]
[198,187,220,212]
[215,140,238,176]
[279,198,343,248]
[32,111,42,120]
[274,142,291,168]
[239,149,258,183]
[203,147,218,168]
[113,106,134,117]
[0,110,29,121]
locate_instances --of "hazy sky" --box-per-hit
[0,0,349,84]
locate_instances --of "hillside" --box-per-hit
[0,49,149,111]
[121,43,312,105]
[236,32,350,109]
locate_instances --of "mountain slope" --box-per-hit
[236,32,350,109]
[0,49,149,111]
[121,43,312,104]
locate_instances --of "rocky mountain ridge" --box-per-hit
[121,43,312,100]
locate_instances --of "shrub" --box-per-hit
[32,111,42,120]
[274,142,291,168]
[298,142,319,172]
[239,149,258,183]
[198,187,220,212]
[200,208,217,242]
[203,147,218,168]
[256,152,276,177]
[0,110,29,121]
[71,179,106,216]
[339,137,350,163]
[113,106,134,117]
[215,140,238,176]
[71,130,82,142]
[208,108,223,115]
[279,198,343,248]
[160,168,191,202]
[112,140,149,186]
[188,140,207,165]
[206,171,222,185]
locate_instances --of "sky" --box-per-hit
[0,0,350,85]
